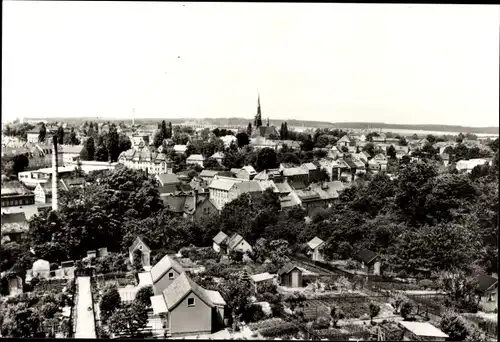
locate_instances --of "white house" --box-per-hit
[212,231,229,253]
[208,176,244,210]
[226,233,253,254]
[173,145,188,155]
[210,152,225,165]
[307,237,326,262]
[118,148,173,175]
[59,145,84,166]
[186,154,205,168]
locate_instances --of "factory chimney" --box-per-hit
[52,135,59,211]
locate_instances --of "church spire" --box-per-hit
[254,93,262,128]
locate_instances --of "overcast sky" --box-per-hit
[2,2,499,127]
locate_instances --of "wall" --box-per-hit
[170,291,212,336]
[280,269,303,288]
[153,269,181,295]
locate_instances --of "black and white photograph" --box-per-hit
[1,1,499,340]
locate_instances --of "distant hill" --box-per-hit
[27,117,499,135]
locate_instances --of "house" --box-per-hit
[307,237,326,262]
[318,158,340,181]
[173,145,188,155]
[301,162,321,181]
[118,148,173,175]
[228,181,263,202]
[128,237,152,269]
[212,231,229,253]
[278,263,303,288]
[250,272,275,293]
[131,133,150,148]
[190,196,218,221]
[1,212,29,243]
[309,181,344,207]
[199,170,219,184]
[398,321,448,341]
[282,167,309,188]
[235,166,257,180]
[156,174,181,187]
[475,274,498,312]
[277,140,301,151]
[18,166,77,189]
[226,233,253,254]
[208,176,244,210]
[295,189,324,213]
[336,135,352,149]
[58,145,84,165]
[354,249,381,275]
[352,153,369,165]
[279,191,302,211]
[68,160,119,173]
[34,182,53,204]
[210,152,224,165]
[273,182,293,197]
[250,136,278,150]
[254,169,284,183]
[60,177,86,191]
[251,125,280,139]
[1,180,35,207]
[186,154,205,168]
[373,153,388,170]
[150,272,226,337]
[150,254,185,295]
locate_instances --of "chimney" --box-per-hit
[52,135,59,211]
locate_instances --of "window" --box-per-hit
[139,245,143,250]
[188,298,195,307]
[168,272,174,280]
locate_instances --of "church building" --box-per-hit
[251,95,280,139]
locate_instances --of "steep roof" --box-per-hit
[150,254,185,283]
[1,212,27,224]
[399,321,448,338]
[337,135,351,144]
[301,163,318,171]
[232,181,262,194]
[277,263,301,276]
[156,173,181,185]
[227,233,245,250]
[161,272,225,311]
[129,236,151,254]
[200,170,219,178]
[213,231,228,245]
[250,272,275,283]
[355,249,379,264]
[209,178,241,191]
[475,275,498,294]
[307,237,325,250]
[241,165,257,175]
[280,193,301,209]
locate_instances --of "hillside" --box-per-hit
[26,117,499,134]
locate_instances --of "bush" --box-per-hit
[241,304,266,323]
[418,279,435,290]
[260,322,299,337]
[312,316,330,329]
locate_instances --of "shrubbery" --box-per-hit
[259,322,299,337]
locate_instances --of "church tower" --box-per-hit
[254,94,263,128]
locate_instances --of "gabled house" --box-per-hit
[475,275,498,312]
[282,167,309,188]
[336,135,352,149]
[250,272,275,293]
[307,237,326,262]
[212,231,229,253]
[156,174,181,187]
[228,180,263,202]
[398,321,448,342]
[354,249,381,275]
[226,233,253,254]
[309,181,343,207]
[199,170,220,184]
[209,176,245,210]
[295,189,323,213]
[235,166,257,180]
[279,191,302,211]
[210,152,225,165]
[150,254,185,295]
[150,272,226,337]
[273,182,293,197]
[186,154,205,168]
[254,169,284,183]
[278,263,303,288]
[173,145,188,155]
[192,196,219,221]
[129,237,152,269]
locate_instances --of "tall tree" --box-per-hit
[83,137,95,161]
[106,125,120,162]
[167,122,173,139]
[236,132,250,148]
[247,123,252,136]
[160,120,168,140]
[38,123,47,143]
[256,147,277,171]
[57,126,65,145]
[284,122,288,140]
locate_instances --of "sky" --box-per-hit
[2,2,499,127]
